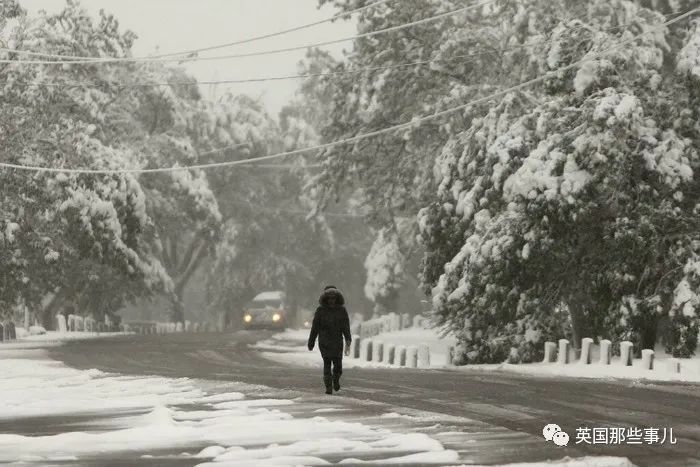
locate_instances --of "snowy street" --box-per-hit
[0,331,694,466]
[4,1,700,465]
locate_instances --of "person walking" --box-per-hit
[307,285,352,394]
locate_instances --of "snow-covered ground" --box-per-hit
[0,346,461,465]
[488,354,700,383]
[452,457,636,467]
[0,341,639,466]
[14,327,132,343]
[255,328,700,384]
[254,327,457,370]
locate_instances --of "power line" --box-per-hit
[18,54,469,88]
[1,7,697,175]
[13,11,650,89]
[7,29,608,88]
[238,164,322,169]
[0,0,497,65]
[0,0,398,62]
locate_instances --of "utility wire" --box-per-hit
[13,17,633,89]
[0,0,497,65]
[18,54,477,88]
[13,8,664,89]
[1,7,697,175]
[0,0,398,61]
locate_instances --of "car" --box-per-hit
[242,291,288,330]
[297,308,314,329]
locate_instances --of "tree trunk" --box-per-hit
[638,302,659,351]
[166,236,209,324]
[41,298,62,330]
[569,302,590,352]
[170,290,185,324]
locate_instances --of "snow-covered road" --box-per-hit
[0,345,460,466]
[5,332,697,466]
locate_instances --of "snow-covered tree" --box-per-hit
[364,226,405,315]
[201,92,345,325]
[0,2,171,326]
[420,0,700,362]
[313,0,558,317]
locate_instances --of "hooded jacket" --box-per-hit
[308,287,352,358]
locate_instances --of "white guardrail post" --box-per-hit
[385,344,396,365]
[580,337,593,364]
[361,339,373,362]
[406,346,418,368]
[350,335,361,359]
[667,358,681,374]
[373,340,384,363]
[543,341,557,363]
[445,345,455,366]
[56,314,67,332]
[620,341,633,366]
[557,339,570,365]
[599,339,612,365]
[396,345,407,366]
[417,344,430,368]
[641,349,654,370]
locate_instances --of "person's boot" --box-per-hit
[333,374,340,392]
[323,375,333,394]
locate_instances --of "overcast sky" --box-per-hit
[18,0,356,116]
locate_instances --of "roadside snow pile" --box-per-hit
[254,328,310,352]
[365,327,457,367]
[0,347,458,465]
[492,353,700,384]
[257,327,457,370]
[12,327,130,344]
[27,325,46,335]
[259,327,700,384]
[453,455,636,467]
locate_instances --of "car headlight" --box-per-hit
[272,313,281,322]
[244,314,252,323]
[304,320,310,327]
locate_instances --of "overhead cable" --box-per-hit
[13,14,653,89]
[0,0,497,65]
[0,0,398,61]
[1,7,696,174]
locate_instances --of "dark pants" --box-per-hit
[322,356,342,389]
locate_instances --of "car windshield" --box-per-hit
[250,299,282,309]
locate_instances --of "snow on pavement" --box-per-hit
[0,346,460,465]
[12,327,133,344]
[255,327,457,370]
[451,457,637,467]
[257,328,700,384]
[481,357,700,384]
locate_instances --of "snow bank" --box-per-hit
[492,353,700,384]
[12,327,132,344]
[257,327,457,370]
[260,328,700,384]
[452,456,636,467]
[253,328,310,352]
[0,347,457,464]
[367,328,457,367]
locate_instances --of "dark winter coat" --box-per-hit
[308,288,352,358]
